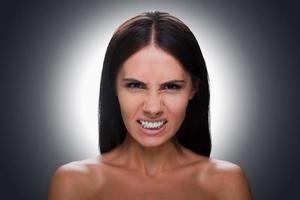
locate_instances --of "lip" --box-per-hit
[137,119,168,136]
[137,118,167,123]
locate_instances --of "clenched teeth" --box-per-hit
[138,120,166,129]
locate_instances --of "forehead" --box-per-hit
[118,45,188,80]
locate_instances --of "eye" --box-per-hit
[125,82,145,89]
[161,83,182,90]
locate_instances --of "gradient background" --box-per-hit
[1,0,300,199]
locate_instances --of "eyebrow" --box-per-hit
[122,78,186,85]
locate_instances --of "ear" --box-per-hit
[189,79,200,100]
[189,88,197,99]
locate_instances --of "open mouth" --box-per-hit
[137,119,168,130]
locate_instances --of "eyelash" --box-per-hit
[125,82,145,89]
[161,84,182,90]
[125,82,182,90]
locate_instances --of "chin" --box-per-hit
[126,122,176,148]
[138,139,169,148]
[134,133,175,149]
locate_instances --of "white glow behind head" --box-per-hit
[47,2,254,160]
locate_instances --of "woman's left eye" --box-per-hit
[162,84,181,90]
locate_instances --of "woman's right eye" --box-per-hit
[125,82,145,89]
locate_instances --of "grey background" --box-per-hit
[1,0,300,199]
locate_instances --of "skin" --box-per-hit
[48,45,252,200]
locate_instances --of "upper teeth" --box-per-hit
[140,120,165,129]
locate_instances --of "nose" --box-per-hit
[143,92,163,117]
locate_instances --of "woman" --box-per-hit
[48,11,252,200]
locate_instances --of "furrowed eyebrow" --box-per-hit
[122,78,146,84]
[161,80,185,85]
[122,78,185,85]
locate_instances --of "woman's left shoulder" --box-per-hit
[206,159,245,179]
[195,158,252,200]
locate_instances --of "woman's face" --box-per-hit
[116,45,196,148]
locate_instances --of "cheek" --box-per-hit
[163,94,190,119]
[117,91,143,121]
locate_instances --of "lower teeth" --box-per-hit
[144,126,160,129]
[142,124,163,129]
[139,120,166,129]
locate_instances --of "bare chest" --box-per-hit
[94,171,214,200]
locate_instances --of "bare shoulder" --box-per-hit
[48,156,105,200]
[195,158,252,200]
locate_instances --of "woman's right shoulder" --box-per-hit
[48,157,106,200]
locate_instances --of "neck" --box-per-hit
[119,134,185,176]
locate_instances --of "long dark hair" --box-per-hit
[99,11,211,157]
